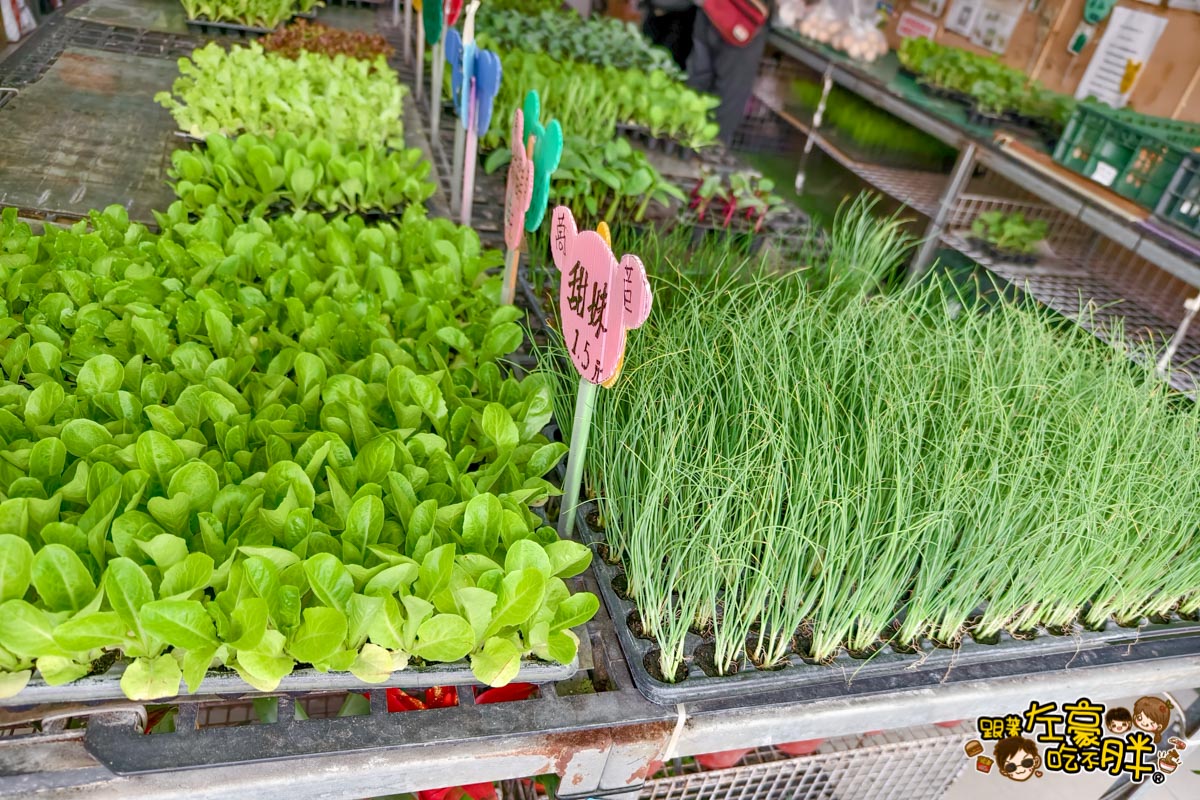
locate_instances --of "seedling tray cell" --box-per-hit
[575,501,1200,706]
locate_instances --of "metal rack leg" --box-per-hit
[793,66,833,197]
[557,721,674,800]
[1156,293,1200,377]
[910,142,977,281]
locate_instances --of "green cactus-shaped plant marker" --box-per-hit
[522,90,564,233]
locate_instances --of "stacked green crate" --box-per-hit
[1053,103,1200,223]
[1157,155,1200,237]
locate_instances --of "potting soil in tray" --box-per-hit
[574,501,1200,705]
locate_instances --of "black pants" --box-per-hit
[642,6,697,72]
[687,13,767,146]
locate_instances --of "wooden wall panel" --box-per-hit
[882,0,1200,121]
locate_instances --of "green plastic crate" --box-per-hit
[1053,103,1200,212]
[1156,154,1200,237]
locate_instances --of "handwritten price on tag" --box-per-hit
[505,110,535,252]
[550,207,651,386]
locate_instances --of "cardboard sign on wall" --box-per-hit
[911,0,949,16]
[970,0,1024,53]
[1075,6,1167,106]
[944,0,983,35]
[897,10,942,37]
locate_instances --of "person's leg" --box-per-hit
[642,8,666,46]
[644,8,696,71]
[686,12,719,95]
[709,25,768,145]
[669,7,697,72]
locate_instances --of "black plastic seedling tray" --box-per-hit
[574,501,1200,706]
[968,236,1040,266]
[184,17,275,36]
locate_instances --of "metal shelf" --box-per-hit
[750,86,945,218]
[767,28,1200,289]
[942,231,1200,393]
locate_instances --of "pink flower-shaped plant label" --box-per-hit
[505,110,535,252]
[550,206,652,385]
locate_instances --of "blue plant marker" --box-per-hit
[473,49,502,137]
[459,42,477,127]
[445,27,464,105]
[459,47,502,225]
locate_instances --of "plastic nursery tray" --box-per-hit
[916,80,973,108]
[2,654,579,708]
[184,17,275,36]
[967,235,1039,267]
[616,123,701,162]
[574,501,1200,706]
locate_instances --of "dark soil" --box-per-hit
[626,610,655,641]
[743,632,787,670]
[887,619,922,653]
[87,650,118,677]
[798,650,838,667]
[845,640,884,660]
[1009,628,1039,641]
[966,614,1000,645]
[1148,612,1174,625]
[644,650,688,684]
[792,620,814,659]
[970,629,1001,646]
[585,508,604,531]
[610,573,631,601]
[929,633,963,650]
[595,542,621,566]
[694,642,743,677]
[1115,616,1146,630]
[1044,622,1076,636]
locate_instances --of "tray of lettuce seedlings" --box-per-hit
[543,197,1200,705]
[0,200,597,706]
[968,210,1049,266]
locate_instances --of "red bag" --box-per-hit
[703,0,769,47]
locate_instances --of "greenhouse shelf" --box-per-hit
[942,231,1200,394]
[767,28,1200,291]
[499,724,972,800]
[0,11,204,88]
[749,85,945,218]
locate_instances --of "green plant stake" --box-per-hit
[428,0,447,137]
[522,90,564,232]
[415,0,426,102]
